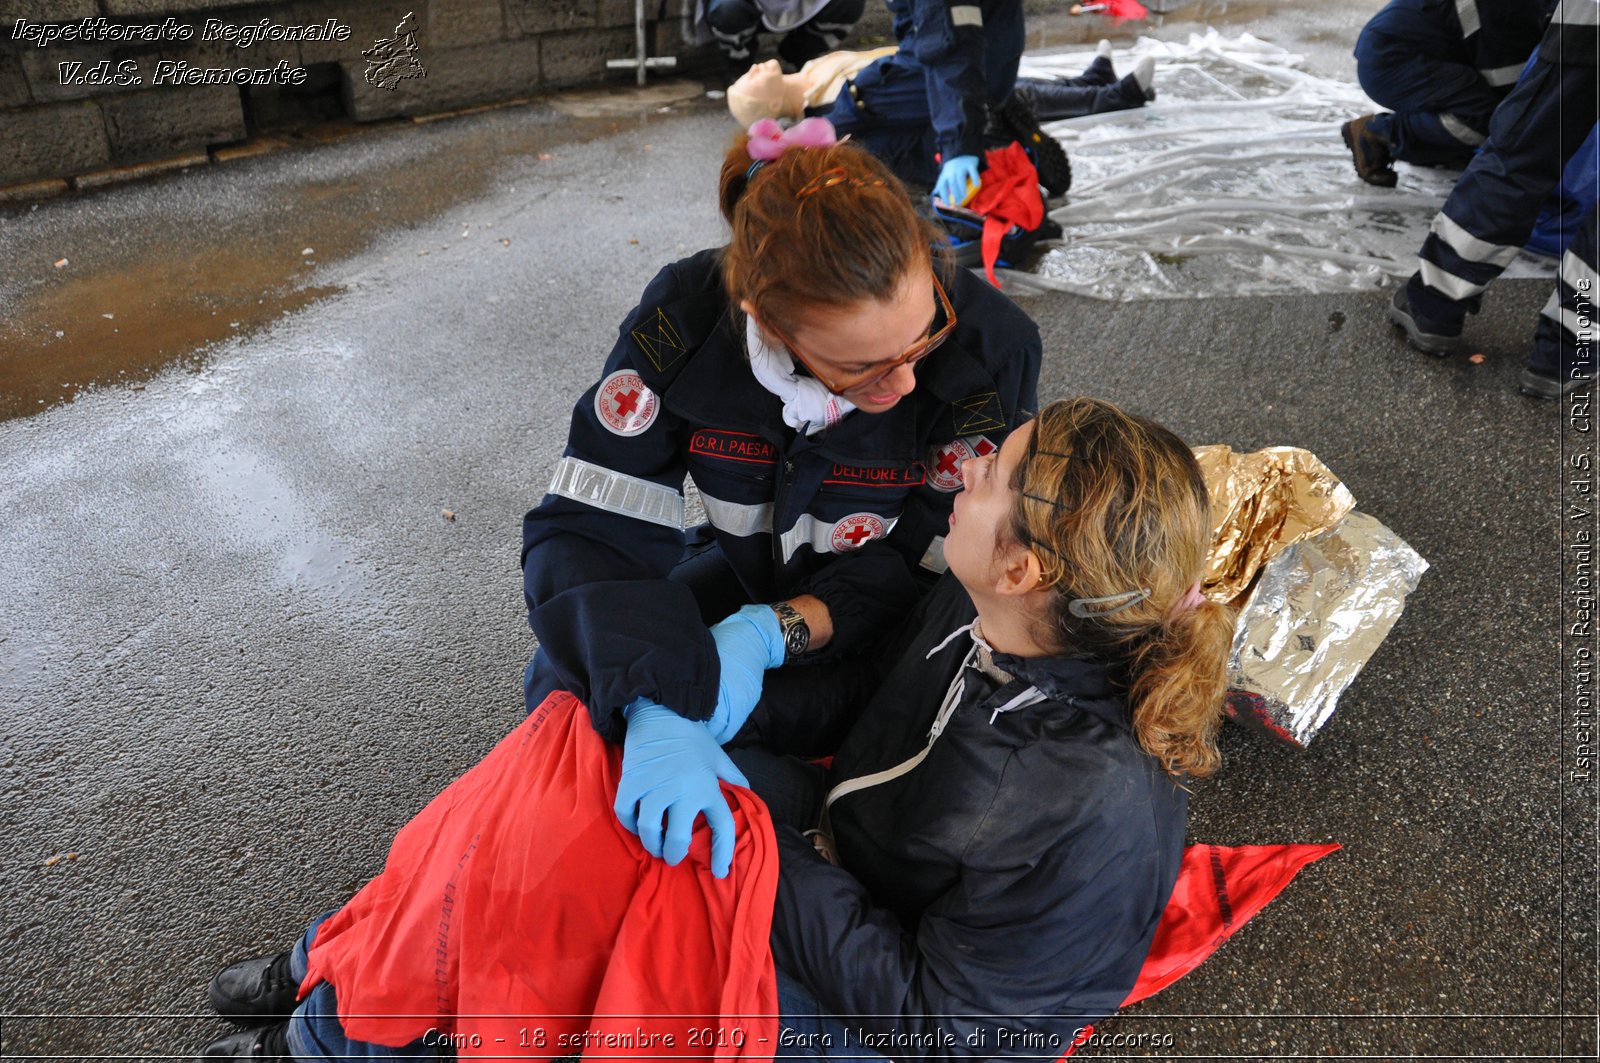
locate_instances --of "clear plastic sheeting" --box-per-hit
[1004,30,1558,300]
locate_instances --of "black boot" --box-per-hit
[198,1021,291,1061]
[208,951,299,1024]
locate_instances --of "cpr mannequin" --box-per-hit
[727,42,1156,128]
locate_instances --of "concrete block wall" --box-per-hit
[4,0,886,189]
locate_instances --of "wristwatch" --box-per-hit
[771,601,811,662]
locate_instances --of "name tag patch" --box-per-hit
[824,463,925,488]
[689,429,778,465]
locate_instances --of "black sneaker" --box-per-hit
[208,951,299,1024]
[1519,366,1594,400]
[993,93,1072,197]
[1342,114,1398,187]
[198,1021,290,1060]
[1388,287,1460,356]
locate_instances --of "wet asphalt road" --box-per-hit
[2,2,1596,1060]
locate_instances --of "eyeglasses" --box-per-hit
[762,276,957,396]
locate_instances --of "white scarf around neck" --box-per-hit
[745,316,856,435]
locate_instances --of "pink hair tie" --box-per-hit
[746,117,839,161]
[1173,581,1207,616]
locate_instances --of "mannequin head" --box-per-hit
[727,59,802,127]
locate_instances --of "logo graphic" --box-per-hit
[363,11,425,91]
[631,309,688,374]
[595,371,659,436]
[830,512,888,552]
[953,391,1005,435]
[927,435,995,492]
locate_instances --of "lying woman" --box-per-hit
[197,396,1232,1061]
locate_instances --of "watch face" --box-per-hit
[784,625,810,658]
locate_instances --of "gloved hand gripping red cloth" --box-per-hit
[299,692,779,1058]
[967,142,1047,287]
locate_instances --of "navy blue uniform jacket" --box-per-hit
[1357,0,1552,91]
[522,249,1040,741]
[768,575,1187,1052]
[890,0,1026,164]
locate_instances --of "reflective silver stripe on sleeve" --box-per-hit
[1554,0,1600,27]
[778,512,901,562]
[546,456,684,529]
[700,492,773,537]
[1479,63,1524,86]
[950,4,983,27]
[1438,112,1488,146]
[1562,247,1600,294]
[1456,0,1480,36]
[1418,257,1489,301]
[1434,211,1519,265]
[919,535,949,574]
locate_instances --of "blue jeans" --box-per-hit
[286,914,449,1060]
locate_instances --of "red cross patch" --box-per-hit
[595,370,659,437]
[927,435,994,492]
[829,512,888,552]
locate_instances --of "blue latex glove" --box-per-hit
[615,700,751,879]
[934,155,982,207]
[706,604,787,745]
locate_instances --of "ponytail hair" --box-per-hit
[1008,398,1232,778]
[716,130,947,335]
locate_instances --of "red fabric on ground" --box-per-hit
[300,691,780,1059]
[968,142,1045,286]
[1122,842,1341,1006]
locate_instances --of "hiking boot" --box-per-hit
[1388,287,1460,355]
[197,1021,291,1060]
[1519,366,1595,400]
[1342,114,1397,187]
[992,93,1072,197]
[208,951,298,1024]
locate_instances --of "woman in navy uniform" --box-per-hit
[200,398,1229,1062]
[522,122,1041,868]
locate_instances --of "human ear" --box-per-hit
[994,545,1045,599]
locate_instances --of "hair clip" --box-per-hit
[1067,587,1152,619]
[796,167,887,199]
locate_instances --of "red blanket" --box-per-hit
[301,692,779,1058]
[302,692,1334,1059]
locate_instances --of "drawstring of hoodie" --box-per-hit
[825,623,1047,809]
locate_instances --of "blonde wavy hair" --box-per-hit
[1008,398,1232,778]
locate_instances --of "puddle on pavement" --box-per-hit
[0,80,709,424]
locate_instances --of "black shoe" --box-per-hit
[198,1021,290,1060]
[1388,287,1460,356]
[1342,114,1397,187]
[208,951,298,1024]
[1519,366,1594,400]
[992,93,1072,196]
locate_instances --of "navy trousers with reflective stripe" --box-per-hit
[1405,50,1598,366]
[1356,35,1500,166]
[1529,202,1597,378]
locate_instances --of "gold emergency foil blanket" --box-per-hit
[1225,512,1429,747]
[1194,445,1357,604]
